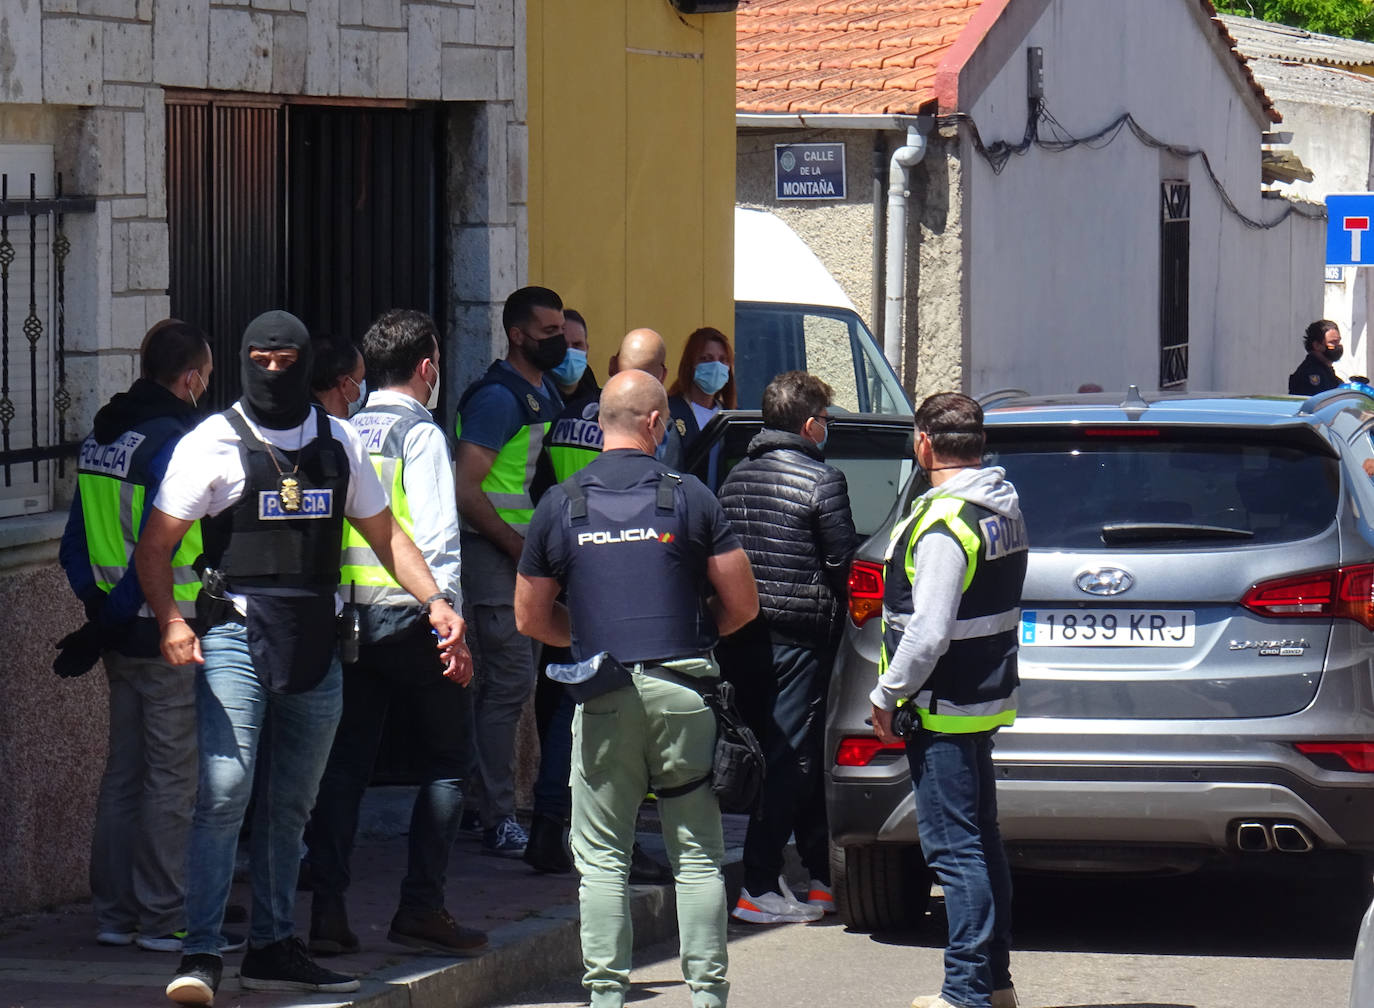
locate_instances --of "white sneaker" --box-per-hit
[911,988,1018,1008]
[731,885,824,924]
[805,879,836,915]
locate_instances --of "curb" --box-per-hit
[337,858,740,1008]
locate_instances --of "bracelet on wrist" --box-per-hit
[423,592,454,612]
[163,616,187,630]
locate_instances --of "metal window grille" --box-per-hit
[0,163,93,517]
[1159,180,1190,390]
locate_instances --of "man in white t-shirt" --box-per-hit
[134,311,469,1008]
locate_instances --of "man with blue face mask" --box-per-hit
[717,370,858,924]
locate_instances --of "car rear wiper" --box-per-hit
[1100,522,1255,544]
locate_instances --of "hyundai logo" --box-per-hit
[1075,567,1135,596]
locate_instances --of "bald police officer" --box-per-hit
[515,370,758,1008]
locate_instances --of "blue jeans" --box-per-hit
[183,621,342,956]
[532,686,575,817]
[906,730,1013,1008]
[307,619,474,910]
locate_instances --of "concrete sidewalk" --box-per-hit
[0,788,745,1008]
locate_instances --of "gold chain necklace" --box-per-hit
[264,424,305,512]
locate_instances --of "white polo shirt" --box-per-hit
[154,402,390,613]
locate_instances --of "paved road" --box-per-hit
[497,861,1365,1008]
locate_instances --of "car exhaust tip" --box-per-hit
[1271,821,1314,853]
[1235,821,1272,852]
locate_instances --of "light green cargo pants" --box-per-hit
[570,656,729,1008]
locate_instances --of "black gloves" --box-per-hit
[79,587,108,624]
[53,621,105,678]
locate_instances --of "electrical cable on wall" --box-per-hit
[939,98,1326,231]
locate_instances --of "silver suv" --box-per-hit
[827,387,1374,930]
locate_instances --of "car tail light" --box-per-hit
[835,736,907,767]
[1242,564,1374,630]
[848,559,885,627]
[1081,427,1160,437]
[1295,742,1374,772]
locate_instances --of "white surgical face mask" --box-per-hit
[187,370,204,409]
[424,360,441,410]
[345,376,367,418]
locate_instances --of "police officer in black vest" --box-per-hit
[1288,319,1344,396]
[515,369,759,1008]
[135,311,469,1007]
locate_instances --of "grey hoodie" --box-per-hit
[870,465,1026,711]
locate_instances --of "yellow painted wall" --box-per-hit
[527,1,735,379]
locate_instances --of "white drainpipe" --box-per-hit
[883,124,929,372]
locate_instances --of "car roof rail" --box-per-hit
[1297,387,1373,415]
[977,387,1028,408]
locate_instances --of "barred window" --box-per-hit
[0,147,55,519]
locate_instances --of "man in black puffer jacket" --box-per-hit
[719,370,858,924]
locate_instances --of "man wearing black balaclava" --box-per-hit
[451,286,567,859]
[135,310,472,1008]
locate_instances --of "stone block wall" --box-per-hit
[0,0,525,917]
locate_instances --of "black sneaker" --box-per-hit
[165,953,222,1006]
[482,815,528,858]
[309,894,361,957]
[388,906,488,956]
[628,841,672,885]
[523,812,573,874]
[238,936,360,993]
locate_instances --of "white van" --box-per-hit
[733,206,911,415]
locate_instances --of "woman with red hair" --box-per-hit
[667,327,736,481]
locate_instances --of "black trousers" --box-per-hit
[740,640,833,894]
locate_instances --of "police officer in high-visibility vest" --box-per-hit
[515,369,760,1008]
[57,319,212,951]
[525,320,678,882]
[453,285,566,858]
[135,310,468,1007]
[525,306,597,872]
[870,392,1027,1008]
[306,308,484,958]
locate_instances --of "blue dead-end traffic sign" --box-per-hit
[1326,194,1374,266]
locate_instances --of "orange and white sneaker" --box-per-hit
[805,879,836,915]
[731,886,823,924]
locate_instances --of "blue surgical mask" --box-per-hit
[551,347,588,388]
[345,376,367,418]
[694,360,730,397]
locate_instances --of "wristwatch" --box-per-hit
[424,592,455,613]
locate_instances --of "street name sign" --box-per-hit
[775,143,846,200]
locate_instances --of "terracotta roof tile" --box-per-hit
[737,0,981,115]
[737,0,1278,121]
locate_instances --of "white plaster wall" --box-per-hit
[961,0,1321,396]
[1266,99,1373,381]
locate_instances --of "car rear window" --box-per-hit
[986,430,1341,550]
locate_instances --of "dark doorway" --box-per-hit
[167,98,442,410]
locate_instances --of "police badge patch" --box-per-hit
[527,393,541,413]
[676,418,687,436]
[1310,373,1321,386]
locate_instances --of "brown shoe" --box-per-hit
[309,895,360,957]
[387,907,488,957]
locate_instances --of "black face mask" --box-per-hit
[526,331,568,372]
[1325,345,1345,363]
[240,310,313,430]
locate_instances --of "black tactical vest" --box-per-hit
[559,459,717,664]
[201,405,351,598]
